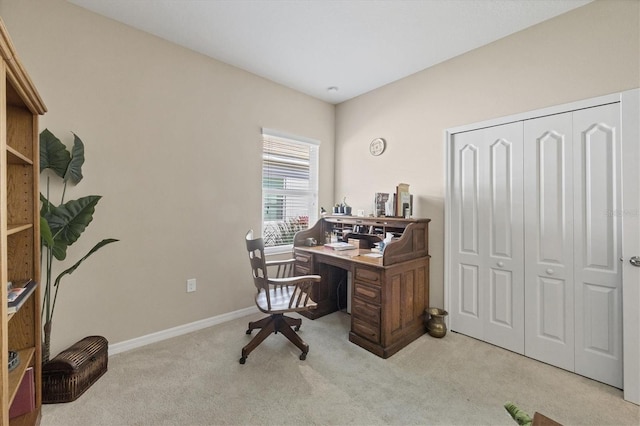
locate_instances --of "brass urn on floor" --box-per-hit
[425,308,448,338]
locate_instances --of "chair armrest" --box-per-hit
[270,275,321,286]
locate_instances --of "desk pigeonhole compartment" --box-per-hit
[42,335,108,403]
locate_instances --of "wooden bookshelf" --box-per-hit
[0,18,47,426]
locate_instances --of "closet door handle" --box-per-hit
[546,268,554,275]
[630,256,640,267]
[497,261,504,267]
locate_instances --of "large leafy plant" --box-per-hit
[39,129,118,362]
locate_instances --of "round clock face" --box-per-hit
[369,138,386,156]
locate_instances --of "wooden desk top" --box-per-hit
[295,245,385,268]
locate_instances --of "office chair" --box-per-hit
[241,230,320,364]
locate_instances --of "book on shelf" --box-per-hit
[324,242,356,250]
[374,192,397,216]
[9,366,34,419]
[374,192,389,217]
[7,279,37,314]
[395,183,412,218]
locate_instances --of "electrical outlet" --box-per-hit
[186,278,196,293]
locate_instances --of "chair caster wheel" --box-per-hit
[245,329,251,335]
[239,357,246,364]
[299,352,307,361]
[294,325,300,331]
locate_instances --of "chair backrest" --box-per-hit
[245,230,272,309]
[245,230,268,289]
[246,230,307,311]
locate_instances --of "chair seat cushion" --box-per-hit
[256,286,317,313]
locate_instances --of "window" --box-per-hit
[261,128,319,252]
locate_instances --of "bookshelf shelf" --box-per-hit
[7,348,35,407]
[7,224,33,236]
[7,146,33,165]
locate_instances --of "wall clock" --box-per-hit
[369,138,386,156]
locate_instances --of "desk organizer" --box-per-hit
[42,335,108,403]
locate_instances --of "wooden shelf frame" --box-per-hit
[0,17,47,426]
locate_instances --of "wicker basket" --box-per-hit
[42,335,108,403]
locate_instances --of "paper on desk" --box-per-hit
[363,253,383,258]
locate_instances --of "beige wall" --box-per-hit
[335,0,640,309]
[0,0,638,356]
[0,0,335,355]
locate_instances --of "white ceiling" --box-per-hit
[68,0,592,104]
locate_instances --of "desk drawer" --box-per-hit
[354,266,381,286]
[295,265,311,276]
[352,317,380,344]
[353,281,381,304]
[352,298,380,326]
[294,252,312,265]
[294,252,312,275]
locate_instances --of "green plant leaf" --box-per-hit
[40,129,70,176]
[43,195,102,260]
[40,217,54,248]
[54,238,119,287]
[40,193,49,216]
[64,133,84,184]
[48,239,119,330]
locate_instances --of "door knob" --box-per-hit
[546,268,554,275]
[497,261,504,267]
[631,256,640,267]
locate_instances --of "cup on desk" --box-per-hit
[305,238,317,247]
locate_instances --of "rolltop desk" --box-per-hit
[293,216,430,358]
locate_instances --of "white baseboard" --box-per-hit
[108,306,259,356]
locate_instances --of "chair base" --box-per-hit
[239,314,309,364]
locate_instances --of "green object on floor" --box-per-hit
[504,402,533,426]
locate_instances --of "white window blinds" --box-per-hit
[261,128,319,249]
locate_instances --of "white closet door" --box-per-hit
[450,130,484,339]
[450,122,524,353]
[573,103,623,388]
[448,93,634,394]
[523,113,575,370]
[523,105,623,387]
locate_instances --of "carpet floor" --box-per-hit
[41,311,639,425]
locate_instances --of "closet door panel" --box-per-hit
[524,113,575,370]
[460,144,480,255]
[490,269,514,326]
[450,132,484,338]
[460,264,480,317]
[450,123,524,354]
[573,103,622,388]
[484,125,524,353]
[490,139,515,258]
[537,132,567,263]
[537,277,569,342]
